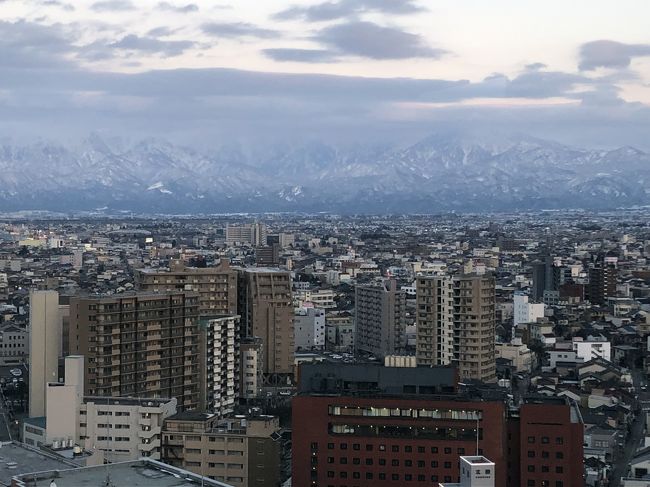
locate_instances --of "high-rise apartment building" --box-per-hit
[201,315,240,417]
[587,258,618,305]
[240,337,263,399]
[355,279,406,358]
[29,290,62,417]
[416,274,496,382]
[226,223,267,246]
[238,268,293,380]
[162,412,282,487]
[68,292,200,411]
[136,259,237,317]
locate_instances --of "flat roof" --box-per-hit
[83,396,175,408]
[0,442,78,487]
[12,459,232,487]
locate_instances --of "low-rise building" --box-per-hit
[162,412,282,487]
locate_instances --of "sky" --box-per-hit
[2,0,650,148]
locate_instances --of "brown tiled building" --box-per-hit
[68,292,200,411]
[136,259,238,316]
[237,268,293,380]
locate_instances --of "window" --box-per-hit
[366,444,373,451]
[340,472,347,479]
[327,443,334,449]
[327,457,334,464]
[379,473,386,480]
[365,459,373,465]
[340,443,347,450]
[431,447,438,453]
[555,482,563,487]
[542,465,549,473]
[392,474,399,481]
[431,461,439,468]
[340,458,347,464]
[541,437,549,444]
[379,444,386,451]
[392,460,399,466]
[527,481,535,487]
[352,458,360,465]
[405,460,413,467]
[311,442,318,450]
[444,447,452,454]
[556,452,564,459]
[353,444,360,450]
[379,459,386,466]
[527,465,535,472]
[353,472,360,479]
[365,473,373,480]
[405,474,412,481]
[405,446,412,453]
[528,451,535,458]
[431,475,439,482]
[528,436,535,443]
[327,471,334,478]
[542,451,549,459]
[556,466,564,474]
[417,460,425,468]
[392,445,399,452]
[444,462,451,469]
[556,437,564,445]
[418,446,425,453]
[457,448,465,455]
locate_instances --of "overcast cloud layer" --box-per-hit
[0,0,649,149]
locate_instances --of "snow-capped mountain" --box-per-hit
[2,133,649,213]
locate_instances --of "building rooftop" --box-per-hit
[82,396,175,408]
[0,442,78,487]
[12,458,232,487]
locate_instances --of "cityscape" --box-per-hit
[3,0,650,486]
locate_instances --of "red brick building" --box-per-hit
[292,363,584,487]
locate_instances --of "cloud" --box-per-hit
[147,26,177,37]
[315,21,446,59]
[275,0,425,21]
[262,48,337,62]
[525,62,547,71]
[108,34,195,57]
[579,40,650,70]
[201,22,278,39]
[0,20,76,69]
[157,2,198,13]
[90,0,135,11]
[41,0,75,11]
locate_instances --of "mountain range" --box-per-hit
[2,133,649,213]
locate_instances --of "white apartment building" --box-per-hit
[204,315,239,417]
[513,293,545,326]
[240,338,263,399]
[573,337,612,362]
[294,307,326,350]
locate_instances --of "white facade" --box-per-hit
[573,338,612,362]
[0,323,28,365]
[240,339,263,399]
[441,456,495,487]
[495,339,533,372]
[294,307,326,350]
[204,315,239,417]
[513,294,545,326]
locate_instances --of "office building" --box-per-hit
[238,268,293,380]
[292,363,583,487]
[226,223,267,246]
[136,259,238,317]
[255,244,280,267]
[0,323,28,366]
[29,290,62,418]
[355,279,406,358]
[68,292,200,410]
[294,307,326,351]
[201,315,240,417]
[24,356,177,463]
[162,412,282,487]
[416,274,497,382]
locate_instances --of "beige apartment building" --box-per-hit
[135,259,238,316]
[237,268,293,380]
[416,274,497,382]
[68,291,200,410]
[162,412,281,487]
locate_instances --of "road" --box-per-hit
[0,387,12,441]
[609,370,648,487]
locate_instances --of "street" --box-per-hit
[609,370,648,487]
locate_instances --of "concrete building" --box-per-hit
[202,315,240,417]
[293,307,325,351]
[68,292,200,410]
[136,259,238,317]
[237,268,293,381]
[25,356,177,463]
[11,458,229,487]
[573,337,612,362]
[416,274,497,382]
[588,258,618,305]
[29,290,61,418]
[441,456,495,487]
[355,279,406,358]
[162,412,282,487]
[325,313,354,352]
[240,338,263,399]
[226,223,267,246]
[513,293,545,326]
[495,338,533,373]
[0,323,28,366]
